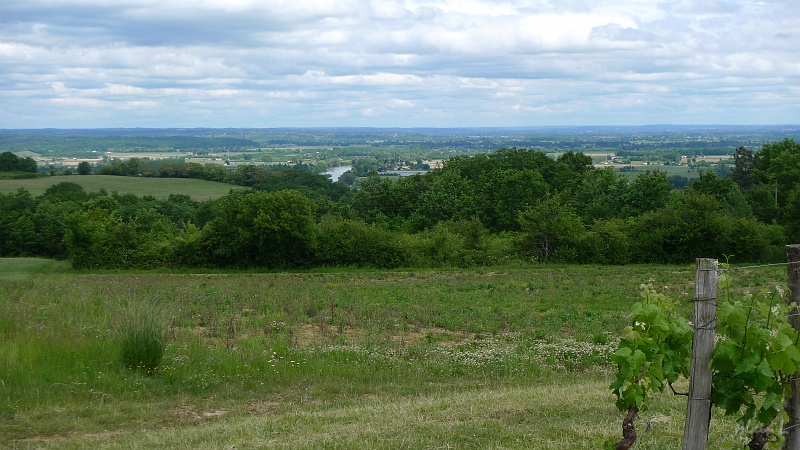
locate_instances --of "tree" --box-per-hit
[731,146,756,190]
[77,161,92,175]
[556,151,593,176]
[621,171,671,217]
[42,182,89,203]
[518,194,585,262]
[350,174,396,224]
[476,168,548,231]
[201,190,317,268]
[567,168,628,223]
[0,152,19,171]
[753,138,800,209]
[688,171,752,218]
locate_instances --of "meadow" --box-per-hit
[0,259,786,449]
[0,175,244,201]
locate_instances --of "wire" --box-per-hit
[719,261,800,272]
[633,387,667,450]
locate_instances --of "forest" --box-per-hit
[0,139,797,270]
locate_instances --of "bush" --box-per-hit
[118,308,167,375]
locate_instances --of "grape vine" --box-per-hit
[712,278,800,448]
[609,275,800,450]
[608,283,693,450]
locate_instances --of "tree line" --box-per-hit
[0,152,37,174]
[1,140,797,270]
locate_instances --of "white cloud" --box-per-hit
[0,0,798,127]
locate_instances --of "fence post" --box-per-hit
[784,245,800,450]
[682,258,717,450]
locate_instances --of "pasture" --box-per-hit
[0,175,245,201]
[1,261,782,448]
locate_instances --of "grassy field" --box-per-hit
[0,260,786,448]
[0,175,246,201]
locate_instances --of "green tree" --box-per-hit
[622,171,671,217]
[77,161,92,175]
[411,170,475,230]
[556,151,593,175]
[688,171,752,218]
[518,195,585,262]
[0,152,18,171]
[567,168,628,223]
[752,138,800,210]
[350,174,397,225]
[476,168,548,231]
[0,189,35,256]
[731,145,756,190]
[42,182,89,203]
[202,190,317,268]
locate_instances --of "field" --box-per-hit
[0,260,786,448]
[0,175,245,201]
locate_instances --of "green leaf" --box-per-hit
[711,339,739,373]
[734,352,759,376]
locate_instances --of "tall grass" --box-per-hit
[0,262,785,447]
[118,307,167,375]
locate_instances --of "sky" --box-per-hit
[1,0,799,129]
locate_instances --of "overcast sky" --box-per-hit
[1,0,798,128]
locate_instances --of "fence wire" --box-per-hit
[719,261,800,272]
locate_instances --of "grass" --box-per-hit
[0,261,787,448]
[117,307,168,374]
[0,258,70,280]
[0,175,246,201]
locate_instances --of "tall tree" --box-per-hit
[518,194,585,262]
[622,171,672,217]
[731,146,756,190]
[77,161,92,175]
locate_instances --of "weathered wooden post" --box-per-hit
[784,245,800,450]
[682,258,717,450]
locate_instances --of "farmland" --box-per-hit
[0,175,245,201]
[1,259,785,448]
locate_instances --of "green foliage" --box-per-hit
[711,285,800,436]
[517,195,585,262]
[315,216,408,268]
[610,284,692,412]
[621,170,671,217]
[202,190,317,268]
[610,272,800,447]
[0,143,795,270]
[579,218,631,265]
[0,151,37,173]
[626,190,783,264]
[77,161,92,175]
[689,171,753,218]
[118,307,167,375]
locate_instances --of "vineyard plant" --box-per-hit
[609,265,800,449]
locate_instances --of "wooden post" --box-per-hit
[682,258,717,450]
[784,245,800,450]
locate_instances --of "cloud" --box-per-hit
[0,0,799,127]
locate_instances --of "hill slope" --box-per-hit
[0,175,245,201]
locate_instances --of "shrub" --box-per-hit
[118,308,167,375]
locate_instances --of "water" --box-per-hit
[322,166,352,182]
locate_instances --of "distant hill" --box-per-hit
[0,175,246,201]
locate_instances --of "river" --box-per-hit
[322,166,352,182]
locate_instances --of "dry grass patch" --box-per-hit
[39,378,743,449]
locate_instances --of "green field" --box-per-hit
[0,175,246,201]
[0,260,786,448]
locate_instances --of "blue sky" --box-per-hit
[1,0,798,128]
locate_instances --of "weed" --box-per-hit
[118,307,167,375]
